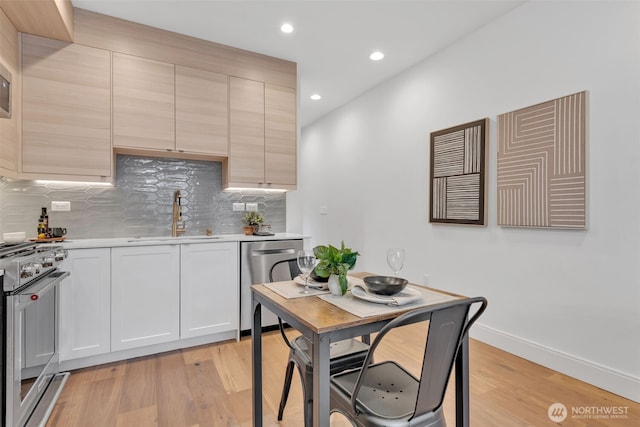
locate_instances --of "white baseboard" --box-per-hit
[470,323,640,403]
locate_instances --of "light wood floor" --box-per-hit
[47,325,638,426]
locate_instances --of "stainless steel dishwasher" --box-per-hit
[240,239,304,332]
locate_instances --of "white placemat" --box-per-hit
[264,279,330,299]
[318,284,459,317]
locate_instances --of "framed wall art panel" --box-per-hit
[429,118,488,225]
[497,91,587,229]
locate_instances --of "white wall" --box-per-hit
[298,1,640,402]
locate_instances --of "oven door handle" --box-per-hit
[18,270,70,307]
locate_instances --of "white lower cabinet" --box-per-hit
[60,248,111,361]
[60,241,240,368]
[180,241,239,338]
[111,245,180,351]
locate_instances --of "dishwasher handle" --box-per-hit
[250,248,297,256]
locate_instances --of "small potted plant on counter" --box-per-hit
[313,241,360,296]
[242,211,264,235]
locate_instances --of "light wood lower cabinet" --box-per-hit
[227,76,297,189]
[180,242,238,338]
[60,248,111,361]
[111,245,181,351]
[21,34,112,180]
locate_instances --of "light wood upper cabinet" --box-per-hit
[0,8,18,178]
[175,65,228,156]
[112,52,175,151]
[21,34,111,179]
[114,57,228,158]
[228,77,265,185]
[0,0,73,42]
[227,77,297,189]
[265,84,297,187]
[14,10,297,185]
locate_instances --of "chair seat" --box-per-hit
[291,335,370,375]
[332,361,418,419]
[327,297,487,427]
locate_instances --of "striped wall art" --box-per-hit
[497,91,587,229]
[430,118,488,225]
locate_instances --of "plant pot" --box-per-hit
[328,274,348,296]
[243,226,254,236]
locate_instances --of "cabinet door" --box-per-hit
[180,242,239,338]
[265,84,297,187]
[113,53,175,151]
[22,34,111,177]
[0,9,18,177]
[228,77,265,185]
[111,245,180,351]
[59,248,111,361]
[176,65,228,156]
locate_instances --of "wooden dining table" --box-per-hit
[251,272,471,427]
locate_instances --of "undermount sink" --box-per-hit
[127,236,222,243]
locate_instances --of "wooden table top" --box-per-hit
[251,271,465,335]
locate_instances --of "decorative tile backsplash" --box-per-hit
[0,155,286,239]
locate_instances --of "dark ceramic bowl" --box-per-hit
[310,270,329,282]
[363,275,408,296]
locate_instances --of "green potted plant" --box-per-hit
[242,211,264,235]
[313,241,360,295]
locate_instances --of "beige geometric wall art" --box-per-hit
[497,91,587,228]
[430,118,488,225]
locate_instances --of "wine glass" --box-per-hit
[297,250,316,294]
[386,248,405,276]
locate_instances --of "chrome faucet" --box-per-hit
[172,190,186,237]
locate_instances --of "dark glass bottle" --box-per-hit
[37,215,45,236]
[41,207,49,238]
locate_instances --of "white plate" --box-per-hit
[293,275,329,290]
[351,284,422,305]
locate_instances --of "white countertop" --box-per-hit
[56,233,309,249]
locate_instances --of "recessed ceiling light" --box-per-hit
[310,94,322,101]
[369,51,384,61]
[280,23,294,34]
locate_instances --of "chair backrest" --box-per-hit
[269,258,302,349]
[350,296,487,420]
[269,258,301,282]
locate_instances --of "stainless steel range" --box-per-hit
[1,242,69,427]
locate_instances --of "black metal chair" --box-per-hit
[329,296,488,427]
[268,258,370,426]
